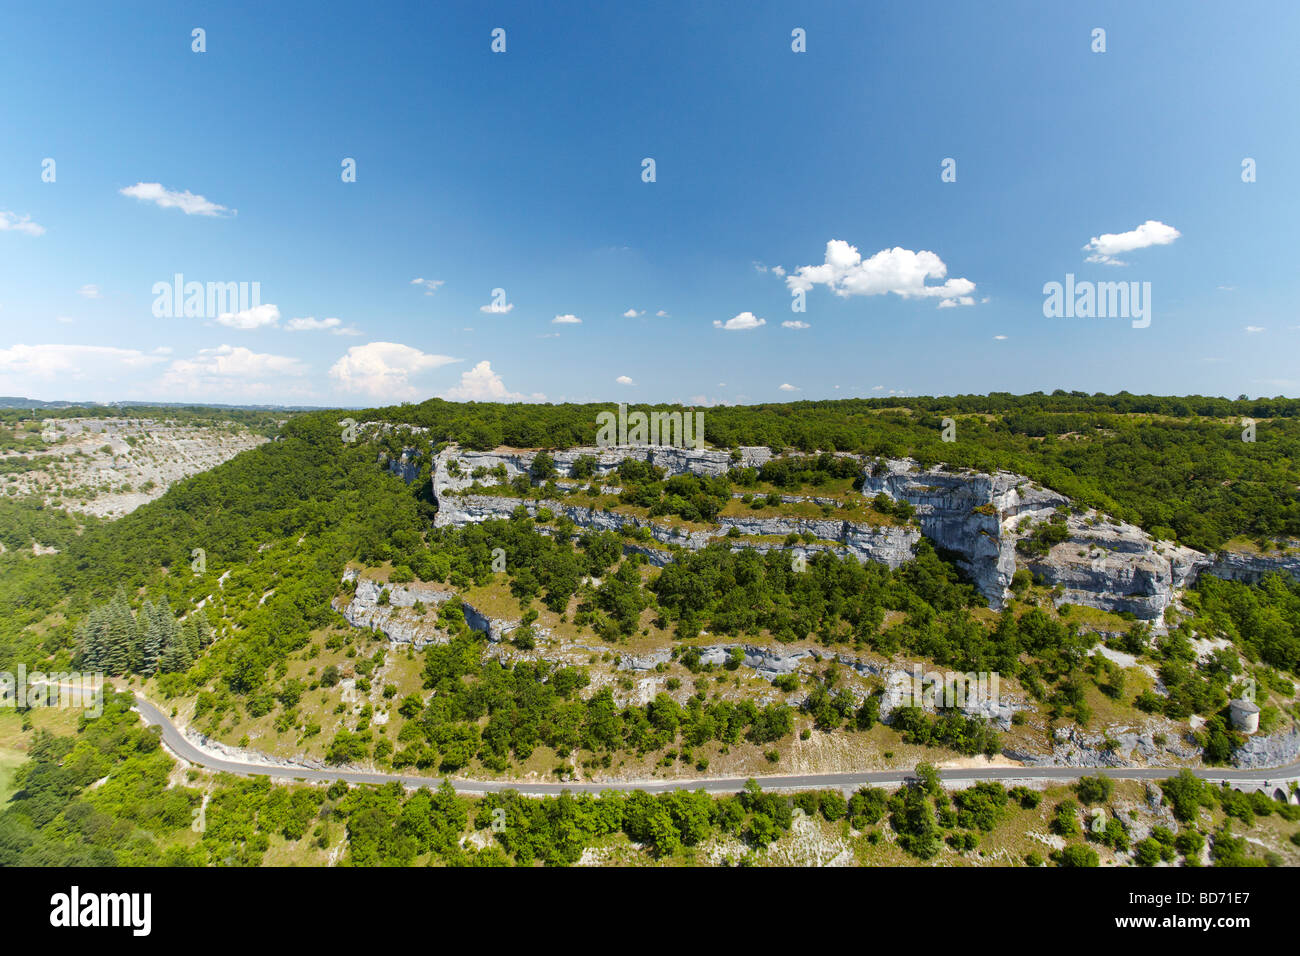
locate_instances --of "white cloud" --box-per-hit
[440,360,545,402]
[786,239,976,307]
[552,314,582,324]
[616,375,635,386]
[778,383,799,392]
[55,316,74,324]
[286,316,360,335]
[77,284,101,299]
[993,334,1008,340]
[1245,326,1265,333]
[0,211,45,236]
[0,343,165,383]
[119,182,233,217]
[622,309,644,318]
[714,311,766,331]
[656,310,670,317]
[411,278,444,295]
[329,342,459,400]
[216,303,281,330]
[1084,220,1180,265]
[163,345,307,392]
[480,299,514,314]
[782,320,810,329]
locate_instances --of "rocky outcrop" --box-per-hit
[429,447,1300,627]
[1008,724,1201,768]
[1232,723,1300,770]
[860,460,1045,608]
[1023,515,1204,624]
[433,443,772,506]
[862,458,1204,624]
[333,570,454,647]
[1199,545,1300,587]
[383,448,423,485]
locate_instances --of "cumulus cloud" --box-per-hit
[993,334,1008,340]
[440,360,545,402]
[119,182,233,217]
[616,375,635,386]
[329,341,459,400]
[655,310,670,317]
[286,316,360,335]
[163,345,307,391]
[552,314,582,324]
[1084,220,1180,265]
[785,239,976,307]
[0,211,45,236]
[1245,326,1265,333]
[782,320,810,329]
[216,303,281,330]
[78,284,101,299]
[623,309,644,318]
[480,298,514,314]
[713,312,766,331]
[411,278,444,295]
[0,343,165,382]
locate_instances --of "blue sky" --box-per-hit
[1,0,1298,407]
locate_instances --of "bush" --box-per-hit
[1075,774,1114,805]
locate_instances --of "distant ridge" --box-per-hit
[0,396,341,412]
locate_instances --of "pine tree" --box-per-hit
[140,599,162,675]
[102,591,134,676]
[77,606,108,670]
[180,618,200,662]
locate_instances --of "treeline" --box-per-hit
[346,393,1300,550]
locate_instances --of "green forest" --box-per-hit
[1,394,1298,866]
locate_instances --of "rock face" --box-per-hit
[1198,545,1300,587]
[1232,724,1300,770]
[860,459,1044,607]
[1022,514,1204,624]
[384,448,423,485]
[333,569,454,647]
[1006,725,1201,768]
[433,444,921,568]
[427,446,1300,627]
[433,444,772,506]
[4,416,267,520]
[862,458,1204,624]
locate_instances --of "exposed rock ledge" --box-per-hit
[423,445,1300,626]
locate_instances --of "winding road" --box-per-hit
[130,693,1300,798]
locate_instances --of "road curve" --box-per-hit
[130,693,1300,798]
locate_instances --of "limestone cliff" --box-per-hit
[424,445,1300,627]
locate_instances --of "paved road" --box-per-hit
[129,693,1300,797]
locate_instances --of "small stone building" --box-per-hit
[1229,698,1260,735]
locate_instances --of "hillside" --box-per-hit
[1,396,1299,869]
